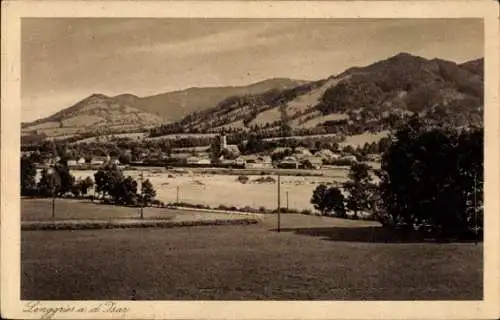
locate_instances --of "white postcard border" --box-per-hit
[2,1,499,319]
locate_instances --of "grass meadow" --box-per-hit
[22,201,482,300]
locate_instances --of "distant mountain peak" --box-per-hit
[86,93,109,100]
[385,52,427,63]
[114,93,139,99]
[393,52,418,58]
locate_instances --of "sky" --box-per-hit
[21,18,484,122]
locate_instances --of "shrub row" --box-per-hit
[167,202,315,216]
[22,218,259,231]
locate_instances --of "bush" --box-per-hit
[253,176,276,184]
[169,202,211,210]
[271,207,291,214]
[240,206,259,213]
[329,159,357,166]
[301,209,313,215]
[311,184,346,217]
[237,175,250,184]
[360,213,376,221]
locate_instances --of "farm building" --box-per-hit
[366,154,382,161]
[171,153,193,160]
[198,158,211,165]
[278,156,299,169]
[315,149,341,161]
[257,155,272,166]
[66,159,78,166]
[223,145,241,157]
[44,156,61,166]
[186,156,211,166]
[163,154,188,166]
[340,155,358,162]
[234,157,246,168]
[291,152,307,161]
[236,155,273,169]
[109,157,120,165]
[218,159,239,168]
[300,157,323,169]
[91,155,110,165]
[294,147,313,157]
[271,147,292,155]
[148,152,168,161]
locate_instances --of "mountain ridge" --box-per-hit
[22,53,483,143]
[151,53,483,137]
[21,78,309,138]
[112,77,310,121]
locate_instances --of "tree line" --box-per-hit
[311,117,483,240]
[21,159,157,207]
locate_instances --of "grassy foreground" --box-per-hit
[21,203,482,300]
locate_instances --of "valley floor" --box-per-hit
[68,167,362,211]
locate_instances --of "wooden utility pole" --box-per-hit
[277,174,281,232]
[48,166,56,219]
[52,192,55,219]
[176,186,180,203]
[140,170,144,220]
[286,191,289,211]
[474,173,478,244]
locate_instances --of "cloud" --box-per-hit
[124,22,287,58]
[21,18,483,122]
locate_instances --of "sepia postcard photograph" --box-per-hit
[2,1,499,319]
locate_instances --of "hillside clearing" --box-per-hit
[340,131,390,148]
[295,113,349,129]
[248,106,282,127]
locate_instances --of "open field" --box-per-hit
[22,198,172,221]
[34,165,378,211]
[68,168,354,211]
[71,132,147,144]
[339,131,390,148]
[22,213,482,300]
[145,133,218,141]
[21,198,257,222]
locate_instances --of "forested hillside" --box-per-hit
[150,53,483,138]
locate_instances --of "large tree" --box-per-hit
[54,163,75,196]
[311,184,346,217]
[111,176,138,205]
[37,168,61,197]
[94,164,124,200]
[21,155,37,196]
[141,179,156,206]
[379,117,483,237]
[72,177,94,197]
[343,163,375,219]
